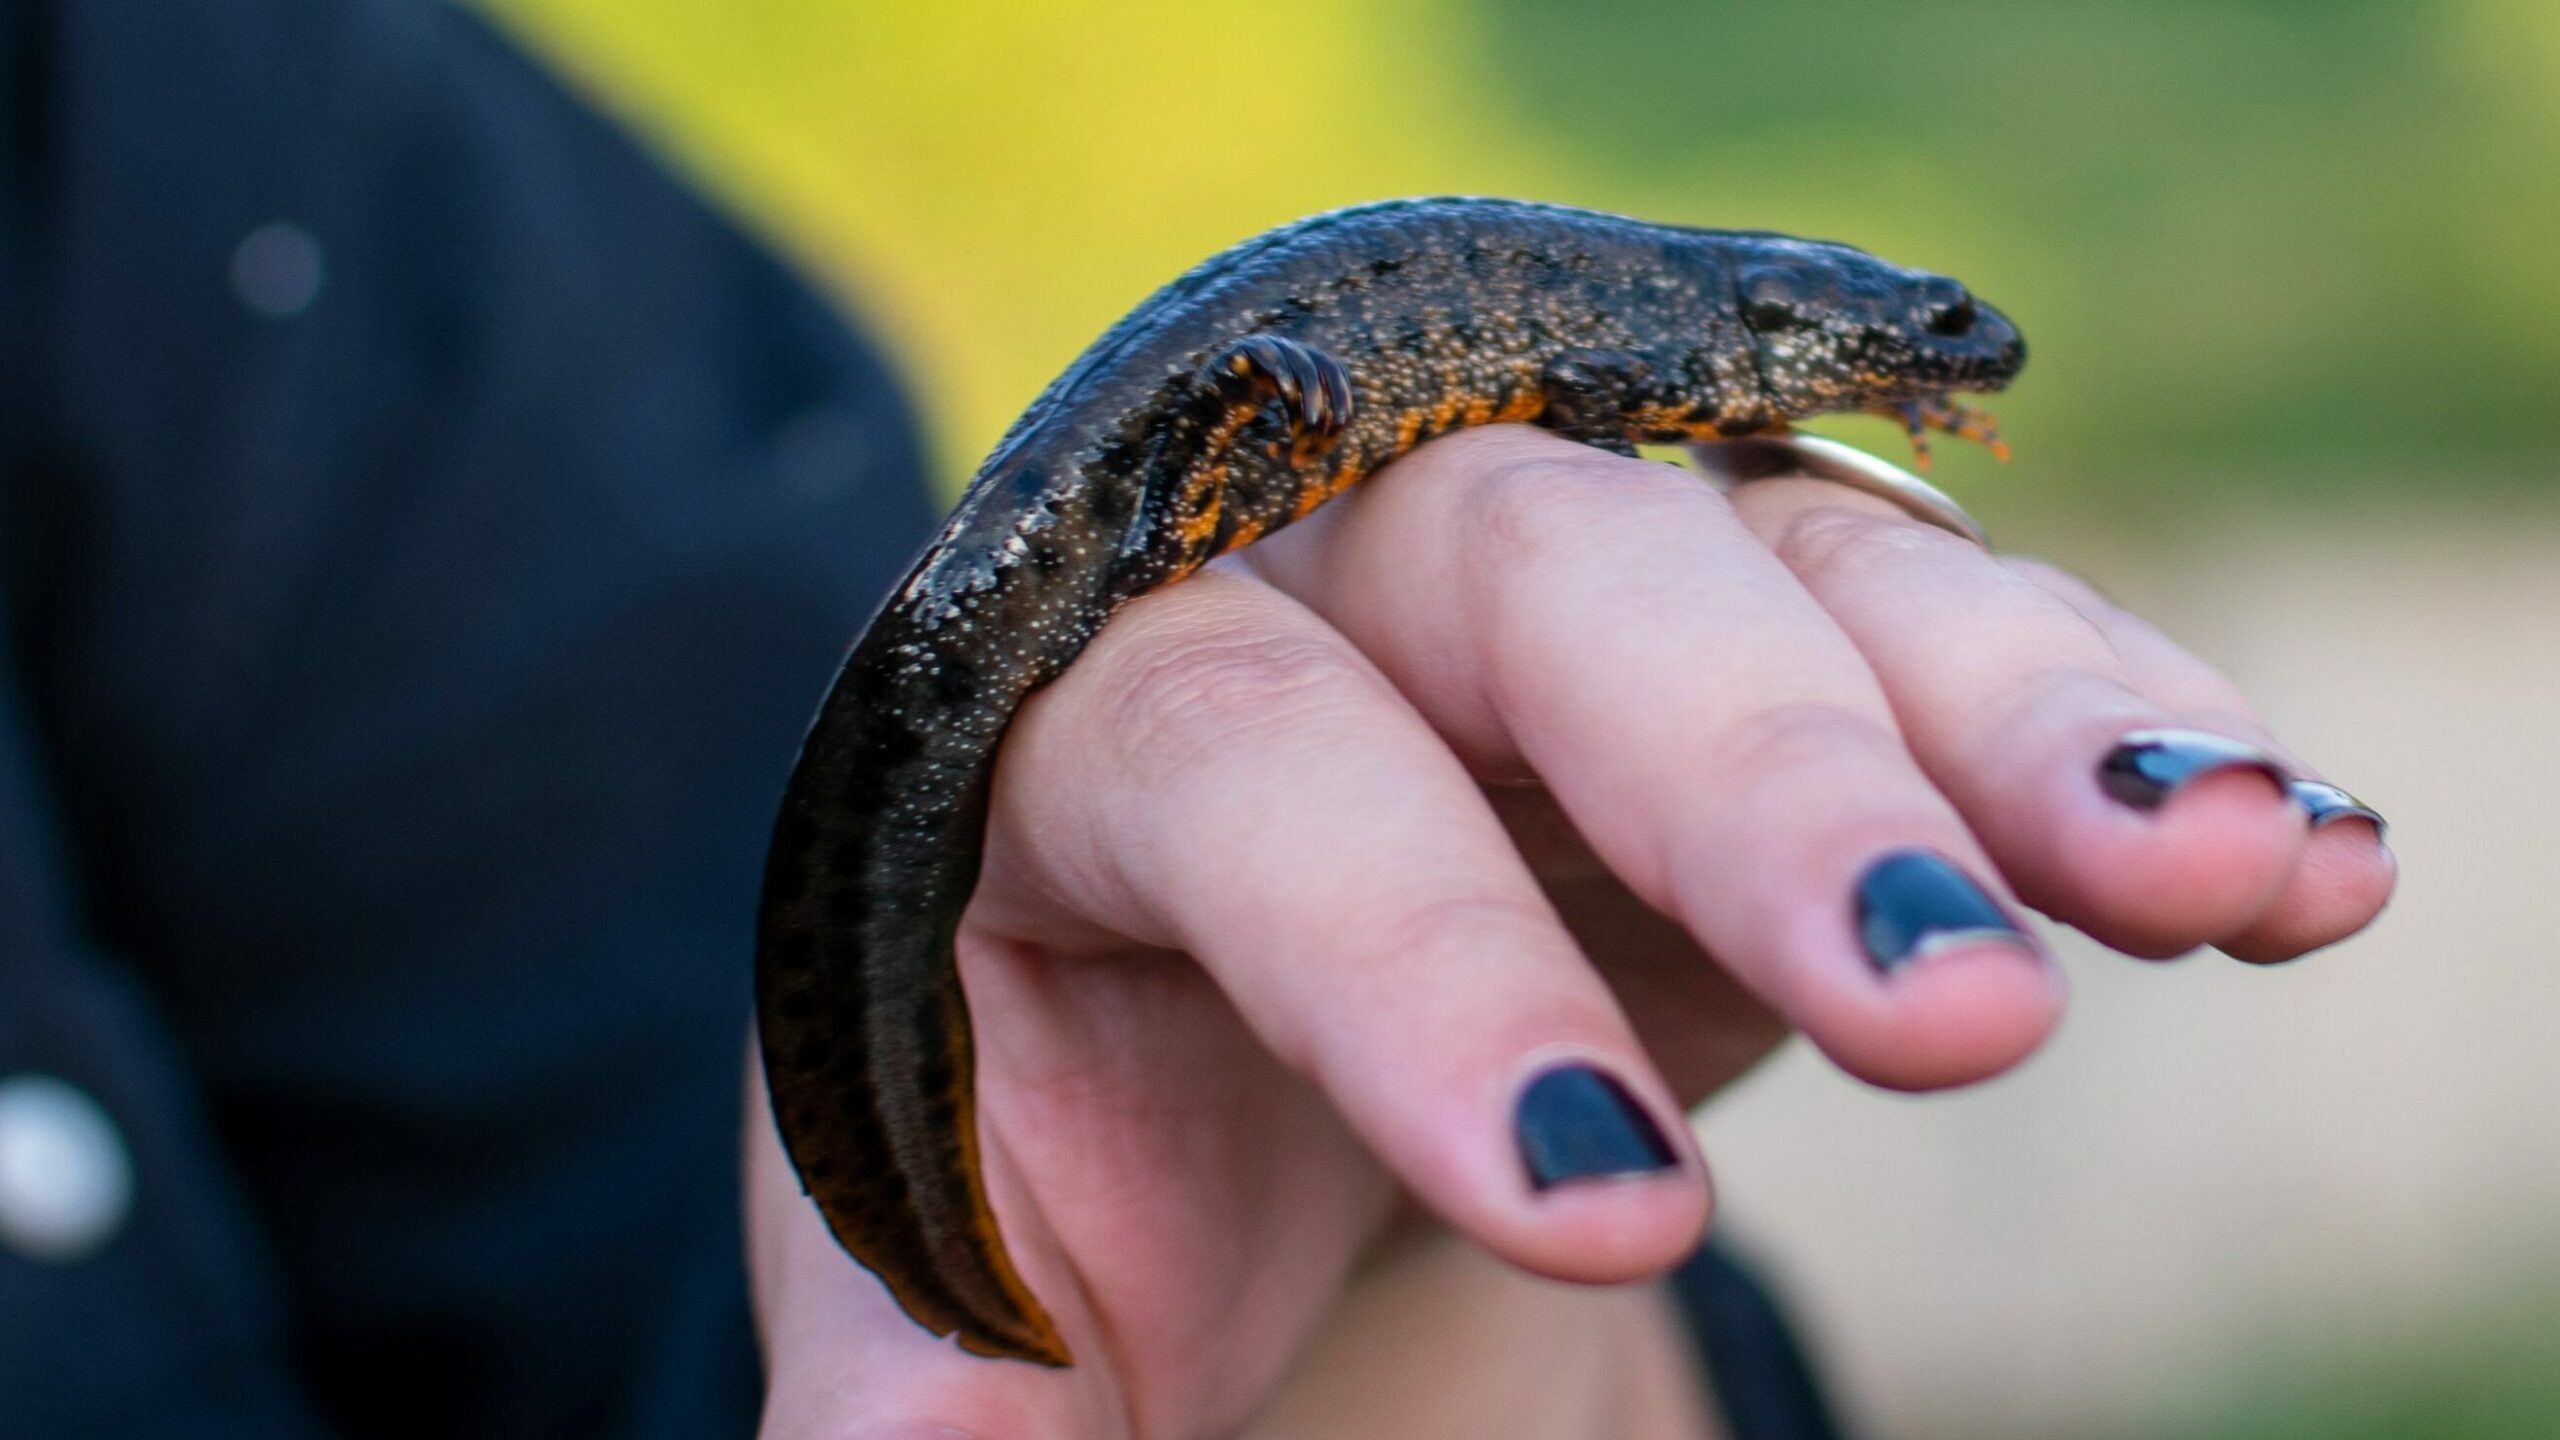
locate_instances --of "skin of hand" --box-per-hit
[745,426,2395,1440]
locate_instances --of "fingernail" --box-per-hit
[1515,1064,1679,1191]
[2291,779,2388,838]
[1854,848,2035,973]
[2098,728,2290,811]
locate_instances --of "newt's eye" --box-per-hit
[1744,297,1803,331]
[1925,295,1978,337]
[1739,267,1808,332]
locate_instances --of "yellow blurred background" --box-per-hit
[482,0,2560,509]
[475,2,2560,1435]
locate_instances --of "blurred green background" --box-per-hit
[475,3,2558,1436]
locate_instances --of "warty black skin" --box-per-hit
[754,196,2027,1367]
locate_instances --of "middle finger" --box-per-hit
[1250,426,2062,1091]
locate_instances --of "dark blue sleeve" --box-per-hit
[0,1,936,1434]
[1670,1240,1856,1440]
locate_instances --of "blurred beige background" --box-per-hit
[1703,507,2560,1437]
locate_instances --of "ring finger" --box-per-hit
[1723,474,2389,959]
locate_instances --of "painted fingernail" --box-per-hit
[2291,779,2388,838]
[1854,848,2035,973]
[2098,728,2290,811]
[1515,1064,1679,1191]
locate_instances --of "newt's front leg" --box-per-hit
[1134,334,1357,582]
[1537,348,1651,458]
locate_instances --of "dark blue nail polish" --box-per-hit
[1854,848,2034,973]
[1515,1064,1678,1191]
[2291,779,2387,838]
[2098,728,2290,811]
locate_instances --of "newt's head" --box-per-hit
[1725,237,2025,422]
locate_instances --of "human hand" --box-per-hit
[747,426,2393,1438]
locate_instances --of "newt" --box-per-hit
[754,196,2027,1367]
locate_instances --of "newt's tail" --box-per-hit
[754,625,1073,1367]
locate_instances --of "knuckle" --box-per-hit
[1972,668,2151,770]
[1341,890,1561,975]
[2150,655,2263,726]
[1270,891,1569,1073]
[1713,698,1905,788]
[1467,458,1592,564]
[1771,500,1955,584]
[1467,451,1718,576]
[1095,608,1374,775]
[2000,664,2141,721]
[2002,554,2117,613]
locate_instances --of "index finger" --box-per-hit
[977,569,1712,1285]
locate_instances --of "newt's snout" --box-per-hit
[1731,239,2026,416]
[1907,276,2026,394]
